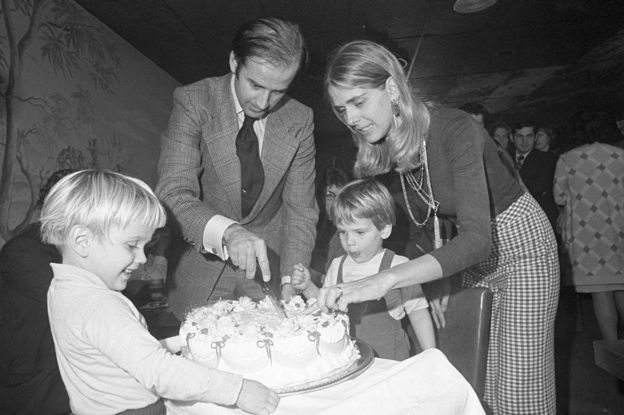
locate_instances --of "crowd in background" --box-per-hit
[457,103,624,344]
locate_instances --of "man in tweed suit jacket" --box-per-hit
[156,18,318,319]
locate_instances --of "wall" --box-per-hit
[0,0,180,245]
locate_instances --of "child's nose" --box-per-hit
[345,234,355,245]
[135,249,147,264]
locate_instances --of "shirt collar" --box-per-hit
[230,74,269,129]
[230,74,244,122]
[51,263,110,290]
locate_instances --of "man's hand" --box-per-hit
[223,224,270,281]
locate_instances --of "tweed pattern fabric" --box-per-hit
[463,193,560,415]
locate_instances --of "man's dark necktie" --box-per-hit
[236,115,264,217]
[516,153,526,170]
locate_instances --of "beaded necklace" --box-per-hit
[399,142,442,249]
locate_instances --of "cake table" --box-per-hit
[163,341,485,415]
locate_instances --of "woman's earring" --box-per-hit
[391,99,400,128]
[391,99,400,117]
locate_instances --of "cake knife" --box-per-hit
[262,281,288,319]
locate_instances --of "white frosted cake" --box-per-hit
[180,296,360,392]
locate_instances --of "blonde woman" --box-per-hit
[318,40,559,415]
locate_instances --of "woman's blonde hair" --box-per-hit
[331,179,395,230]
[40,170,166,246]
[324,40,430,176]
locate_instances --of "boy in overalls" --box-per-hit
[292,179,435,359]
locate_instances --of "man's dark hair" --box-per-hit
[324,166,350,189]
[584,111,621,145]
[231,17,307,74]
[512,120,536,134]
[459,102,487,116]
[459,102,490,126]
[489,120,511,135]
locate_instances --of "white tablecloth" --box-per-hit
[166,348,485,415]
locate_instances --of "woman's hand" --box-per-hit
[317,273,393,311]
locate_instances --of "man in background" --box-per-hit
[512,121,559,231]
[459,102,490,128]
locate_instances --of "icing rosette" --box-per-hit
[283,295,307,313]
[234,296,257,312]
[316,313,348,355]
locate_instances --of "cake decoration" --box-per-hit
[180,295,360,391]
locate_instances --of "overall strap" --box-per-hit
[378,249,395,272]
[338,249,394,283]
[340,250,394,337]
[336,255,348,284]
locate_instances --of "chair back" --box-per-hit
[437,286,492,400]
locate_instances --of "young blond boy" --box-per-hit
[292,179,435,359]
[40,170,279,415]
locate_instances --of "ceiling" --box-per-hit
[75,0,624,140]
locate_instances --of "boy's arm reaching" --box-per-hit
[408,308,436,350]
[87,295,247,405]
[292,263,320,299]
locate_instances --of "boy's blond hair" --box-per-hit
[331,178,395,230]
[40,170,166,246]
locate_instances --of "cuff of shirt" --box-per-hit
[202,370,244,407]
[403,298,429,314]
[388,305,406,320]
[203,215,237,260]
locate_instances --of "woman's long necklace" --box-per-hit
[400,142,442,249]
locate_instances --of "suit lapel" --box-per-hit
[251,102,299,216]
[202,79,299,221]
[202,75,243,218]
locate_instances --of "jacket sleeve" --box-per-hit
[156,86,222,250]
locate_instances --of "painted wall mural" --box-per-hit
[0,0,180,244]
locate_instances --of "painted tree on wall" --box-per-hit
[0,0,120,240]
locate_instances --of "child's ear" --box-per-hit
[68,225,92,258]
[380,224,392,239]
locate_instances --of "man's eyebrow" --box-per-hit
[248,77,289,94]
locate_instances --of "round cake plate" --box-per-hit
[276,339,374,396]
